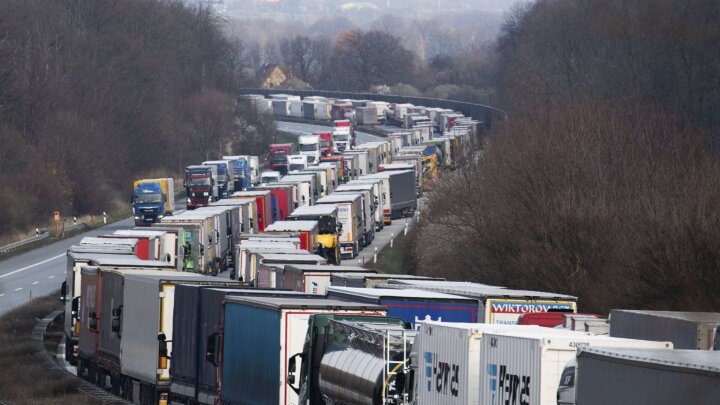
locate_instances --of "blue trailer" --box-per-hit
[169,285,310,405]
[326,286,479,327]
[223,157,250,192]
[216,296,385,405]
[202,160,232,199]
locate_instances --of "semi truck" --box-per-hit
[288,315,413,405]
[298,134,321,164]
[274,264,370,295]
[362,170,417,219]
[287,154,308,172]
[332,120,353,152]
[287,204,341,265]
[334,187,375,244]
[269,144,293,174]
[132,178,175,226]
[220,156,249,191]
[231,190,273,232]
[185,165,217,209]
[78,269,236,404]
[316,193,363,259]
[214,296,385,405]
[159,211,223,275]
[315,131,333,157]
[202,160,232,199]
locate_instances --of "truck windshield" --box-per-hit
[186,177,210,187]
[134,193,162,204]
[334,135,349,141]
[320,141,330,148]
[299,144,318,152]
[262,176,278,183]
[290,164,305,171]
[269,155,288,164]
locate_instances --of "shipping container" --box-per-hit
[254,254,328,288]
[169,285,311,405]
[328,287,479,327]
[316,193,363,258]
[574,347,720,405]
[330,272,444,289]
[479,331,672,405]
[609,309,720,349]
[381,280,577,324]
[218,296,386,405]
[231,190,273,231]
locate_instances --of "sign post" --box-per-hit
[54,211,61,238]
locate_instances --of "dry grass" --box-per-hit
[0,293,100,404]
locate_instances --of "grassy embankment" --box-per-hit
[0,293,99,404]
[364,231,411,274]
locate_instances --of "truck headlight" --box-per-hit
[204,192,209,196]
[158,215,164,219]
[134,216,141,220]
[186,198,191,204]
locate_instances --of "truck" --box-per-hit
[264,220,319,253]
[111,229,182,269]
[609,310,720,349]
[332,119,353,152]
[381,280,578,324]
[231,190,273,231]
[298,134,321,164]
[170,286,311,405]
[159,211,221,275]
[320,156,350,184]
[78,269,235,404]
[214,296,386,405]
[316,193,363,259]
[220,156,250,191]
[132,178,175,226]
[573,347,720,405]
[287,154,308,172]
[269,144,293,174]
[287,204,342,265]
[479,331,673,405]
[202,160,232,199]
[252,184,294,221]
[254,254,328,288]
[226,155,260,186]
[337,182,382,231]
[335,185,377,241]
[279,174,316,207]
[327,287,480,327]
[362,170,417,219]
[63,254,174,366]
[260,171,281,184]
[274,265,370,295]
[288,315,413,405]
[330,273,444,289]
[315,131,333,157]
[348,178,389,226]
[185,165,217,209]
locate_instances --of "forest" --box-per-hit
[410,0,720,312]
[0,0,276,234]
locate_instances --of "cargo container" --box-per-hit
[202,160,233,198]
[231,190,273,231]
[573,348,720,405]
[316,193,362,259]
[112,229,181,269]
[193,206,235,273]
[264,220,319,253]
[235,242,306,281]
[160,211,220,275]
[328,287,479,327]
[336,183,379,234]
[274,264,370,294]
[209,197,254,235]
[609,310,720,350]
[81,270,235,404]
[330,272,443,289]
[347,178,390,226]
[96,233,161,261]
[381,280,577,324]
[297,166,329,196]
[342,150,370,176]
[217,296,386,405]
[479,331,673,405]
[252,184,294,221]
[254,254,328,288]
[356,105,379,125]
[279,174,315,207]
[361,170,417,219]
[169,286,311,405]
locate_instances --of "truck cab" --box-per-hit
[185,165,217,209]
[221,156,250,191]
[315,131,333,157]
[332,120,353,152]
[298,135,321,164]
[287,155,308,172]
[268,144,293,175]
[132,178,175,226]
[260,171,281,184]
[202,160,232,199]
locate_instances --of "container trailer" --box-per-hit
[316,193,363,259]
[231,190,274,231]
[201,160,232,199]
[274,264,371,295]
[330,272,444,289]
[361,170,417,219]
[609,309,720,350]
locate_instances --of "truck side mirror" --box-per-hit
[88,311,97,330]
[60,281,67,302]
[111,306,123,334]
[287,352,304,394]
[206,332,221,367]
[71,297,80,319]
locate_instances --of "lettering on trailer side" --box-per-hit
[423,352,460,397]
[487,363,531,405]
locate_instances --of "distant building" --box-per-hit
[258,64,288,88]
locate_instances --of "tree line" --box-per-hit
[410,0,720,313]
[0,0,277,234]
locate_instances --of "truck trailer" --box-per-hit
[609,309,720,350]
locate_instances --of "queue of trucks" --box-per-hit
[63,94,720,405]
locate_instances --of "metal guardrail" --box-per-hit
[33,309,131,404]
[239,88,508,130]
[0,231,49,256]
[62,222,91,238]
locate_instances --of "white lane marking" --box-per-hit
[0,253,65,279]
[32,281,39,285]
[14,287,23,292]
[48,275,55,279]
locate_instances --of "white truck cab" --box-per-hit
[260,171,281,184]
[298,135,320,164]
[287,155,308,172]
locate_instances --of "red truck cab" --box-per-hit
[314,131,333,157]
[268,144,293,175]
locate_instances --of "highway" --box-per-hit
[0,122,384,315]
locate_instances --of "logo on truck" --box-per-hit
[423,352,460,397]
[487,299,576,324]
[487,363,531,405]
